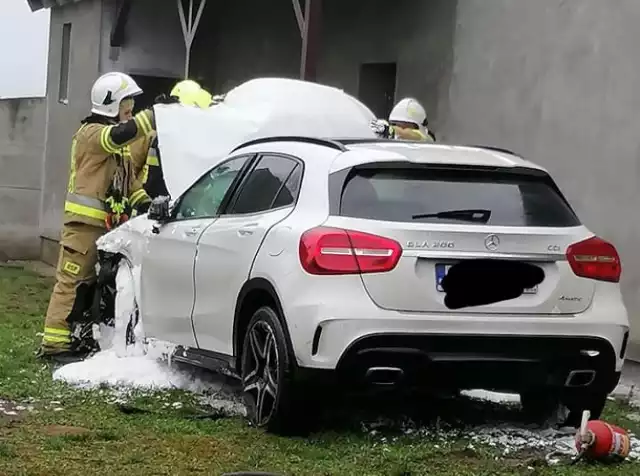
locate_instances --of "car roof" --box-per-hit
[335,139,545,171]
[233,136,547,174]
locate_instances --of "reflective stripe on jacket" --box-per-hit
[141,141,159,185]
[64,110,154,227]
[143,137,170,199]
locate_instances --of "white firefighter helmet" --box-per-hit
[389,98,428,128]
[90,72,143,118]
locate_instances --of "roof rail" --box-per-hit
[465,145,519,156]
[232,136,347,153]
[334,139,521,157]
[333,138,399,146]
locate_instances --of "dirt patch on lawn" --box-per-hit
[42,425,91,437]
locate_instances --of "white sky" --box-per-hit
[0,0,50,99]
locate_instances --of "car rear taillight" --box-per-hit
[299,227,402,275]
[566,236,621,283]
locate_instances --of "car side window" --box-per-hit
[227,155,301,215]
[272,164,302,209]
[175,156,250,220]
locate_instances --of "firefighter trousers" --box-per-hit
[41,222,104,354]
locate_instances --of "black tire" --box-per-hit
[563,391,608,428]
[240,306,301,434]
[520,387,564,426]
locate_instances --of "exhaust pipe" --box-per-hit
[565,369,597,388]
[365,367,404,386]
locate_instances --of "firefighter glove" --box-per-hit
[370,119,394,139]
[155,94,181,105]
[136,201,151,214]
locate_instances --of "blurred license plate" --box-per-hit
[435,264,538,294]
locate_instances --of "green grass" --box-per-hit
[0,265,639,475]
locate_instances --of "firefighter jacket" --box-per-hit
[393,126,436,142]
[64,110,155,228]
[143,136,170,199]
[130,131,156,184]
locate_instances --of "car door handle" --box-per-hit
[238,223,259,236]
[184,226,202,237]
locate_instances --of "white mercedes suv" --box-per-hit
[96,137,628,433]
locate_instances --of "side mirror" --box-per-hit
[148,196,171,232]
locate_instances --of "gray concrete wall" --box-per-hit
[0,98,46,260]
[318,0,456,126]
[190,0,300,93]
[40,0,103,241]
[441,0,640,353]
[191,0,456,123]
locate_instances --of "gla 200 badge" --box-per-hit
[406,241,455,249]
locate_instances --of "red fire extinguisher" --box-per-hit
[574,410,631,463]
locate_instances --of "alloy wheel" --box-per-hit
[242,321,280,426]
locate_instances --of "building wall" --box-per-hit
[189,0,300,93]
[441,0,640,354]
[0,98,46,260]
[40,0,103,243]
[191,0,457,126]
[318,0,456,126]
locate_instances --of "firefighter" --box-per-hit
[39,72,156,363]
[143,81,213,199]
[370,98,436,142]
[389,98,436,141]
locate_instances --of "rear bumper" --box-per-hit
[331,333,621,395]
[300,314,628,372]
[279,269,628,394]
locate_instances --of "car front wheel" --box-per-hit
[241,306,300,434]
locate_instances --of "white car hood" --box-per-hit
[153,77,377,199]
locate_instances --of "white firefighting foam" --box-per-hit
[52,262,236,401]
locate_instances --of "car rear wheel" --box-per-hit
[563,391,608,427]
[241,306,301,434]
[520,387,608,427]
[520,387,565,426]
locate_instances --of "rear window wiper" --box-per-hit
[412,209,492,223]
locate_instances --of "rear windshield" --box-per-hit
[335,167,580,227]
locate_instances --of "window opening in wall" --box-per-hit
[59,23,72,104]
[357,62,397,119]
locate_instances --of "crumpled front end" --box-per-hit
[92,216,154,340]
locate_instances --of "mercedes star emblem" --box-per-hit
[484,234,500,251]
